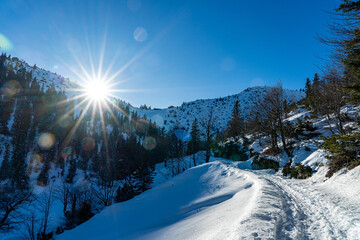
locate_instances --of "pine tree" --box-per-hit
[11,97,31,189]
[37,158,50,186]
[0,53,7,86]
[134,151,154,193]
[0,144,11,180]
[187,118,201,166]
[305,78,311,98]
[226,100,244,139]
[66,155,77,183]
[0,98,15,135]
[38,84,56,133]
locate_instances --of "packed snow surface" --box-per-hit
[58,159,360,240]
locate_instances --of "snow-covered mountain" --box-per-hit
[133,86,304,131]
[5,56,74,92]
[6,57,304,132]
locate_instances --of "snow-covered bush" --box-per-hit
[251,155,279,171]
[321,132,360,177]
[213,138,250,161]
[283,161,312,179]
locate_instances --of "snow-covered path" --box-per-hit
[58,160,360,240]
[255,172,360,240]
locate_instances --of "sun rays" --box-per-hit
[52,39,146,159]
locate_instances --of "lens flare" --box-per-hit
[61,147,73,159]
[134,27,148,42]
[143,136,156,150]
[38,133,56,149]
[127,0,141,11]
[82,137,95,151]
[59,115,74,128]
[151,114,163,126]
[174,129,191,142]
[0,33,14,51]
[1,80,21,98]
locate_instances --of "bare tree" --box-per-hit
[251,84,293,156]
[38,186,54,238]
[22,209,40,240]
[202,107,218,162]
[54,177,71,216]
[65,180,95,228]
[251,89,280,154]
[92,171,118,208]
[267,84,292,157]
[320,66,346,134]
[0,183,34,232]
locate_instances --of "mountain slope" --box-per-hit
[5,56,74,92]
[129,86,304,132]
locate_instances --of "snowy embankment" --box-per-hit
[58,160,263,240]
[57,157,360,240]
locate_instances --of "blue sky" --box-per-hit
[1,0,340,108]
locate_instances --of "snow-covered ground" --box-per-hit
[57,158,360,240]
[55,106,360,240]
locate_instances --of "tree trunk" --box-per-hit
[278,118,291,157]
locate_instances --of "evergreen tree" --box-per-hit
[187,118,201,166]
[11,98,31,189]
[66,155,77,183]
[37,158,50,186]
[38,84,56,133]
[133,151,154,193]
[0,98,15,135]
[0,53,7,85]
[0,144,11,180]
[226,100,244,138]
[304,77,312,107]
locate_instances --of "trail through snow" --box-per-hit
[256,173,360,240]
[58,160,360,240]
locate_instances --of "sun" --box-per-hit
[84,79,111,102]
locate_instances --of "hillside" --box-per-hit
[134,86,304,131]
[5,57,74,93]
[56,106,360,240]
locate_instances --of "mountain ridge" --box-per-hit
[5,56,304,132]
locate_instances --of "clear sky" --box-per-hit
[1,0,340,108]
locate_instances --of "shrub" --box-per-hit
[282,161,292,176]
[213,138,250,161]
[290,163,312,179]
[294,119,319,140]
[283,161,312,179]
[320,132,360,177]
[252,156,279,171]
